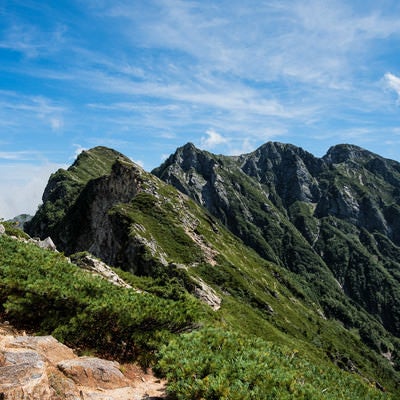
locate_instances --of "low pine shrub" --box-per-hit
[156,327,390,400]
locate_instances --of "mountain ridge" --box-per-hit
[20,142,400,396]
[153,141,400,339]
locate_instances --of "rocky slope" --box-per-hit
[22,145,400,395]
[154,142,400,342]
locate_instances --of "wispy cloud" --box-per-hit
[0,21,67,58]
[384,72,400,102]
[94,0,400,87]
[0,91,66,133]
[5,0,397,150]
[227,138,256,156]
[0,151,42,161]
[3,0,400,219]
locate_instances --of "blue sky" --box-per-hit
[1,0,400,218]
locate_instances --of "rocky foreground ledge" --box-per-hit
[0,323,166,400]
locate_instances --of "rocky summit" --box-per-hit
[9,142,400,398]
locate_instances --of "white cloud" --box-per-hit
[384,72,400,102]
[133,159,144,168]
[72,144,87,160]
[200,128,229,150]
[0,162,65,220]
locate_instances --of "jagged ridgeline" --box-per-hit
[23,145,400,397]
[153,142,400,337]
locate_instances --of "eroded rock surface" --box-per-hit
[70,253,133,289]
[0,323,166,400]
[57,357,128,390]
[192,277,221,311]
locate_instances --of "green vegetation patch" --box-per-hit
[156,327,390,400]
[116,191,204,264]
[0,235,201,365]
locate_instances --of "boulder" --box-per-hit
[0,347,53,399]
[71,253,133,289]
[9,335,76,364]
[57,357,129,390]
[38,237,58,251]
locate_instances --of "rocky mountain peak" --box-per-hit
[156,142,217,176]
[323,143,376,165]
[154,141,400,343]
[236,142,324,207]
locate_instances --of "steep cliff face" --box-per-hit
[316,144,400,238]
[26,149,154,274]
[58,158,150,273]
[154,142,400,339]
[26,146,131,239]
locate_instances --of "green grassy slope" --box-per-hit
[14,146,400,396]
[0,229,394,399]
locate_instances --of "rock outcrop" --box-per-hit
[57,357,129,390]
[24,146,223,281]
[192,277,221,311]
[25,149,162,275]
[0,323,166,400]
[70,252,134,289]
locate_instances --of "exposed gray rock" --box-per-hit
[153,141,400,338]
[0,224,5,235]
[240,142,323,206]
[0,333,70,399]
[9,335,76,364]
[37,236,57,251]
[323,143,376,164]
[192,277,221,311]
[71,253,133,289]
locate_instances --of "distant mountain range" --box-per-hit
[22,142,400,396]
